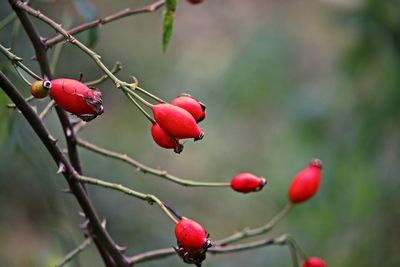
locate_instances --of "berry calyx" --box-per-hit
[303,257,327,267]
[152,103,204,140]
[31,80,50,99]
[288,159,322,204]
[151,123,183,153]
[49,78,104,121]
[171,94,206,123]
[230,173,267,193]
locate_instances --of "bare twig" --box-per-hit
[76,137,231,187]
[85,61,122,87]
[39,99,55,119]
[56,238,92,267]
[216,203,293,245]
[6,95,34,108]
[129,234,299,265]
[45,0,165,49]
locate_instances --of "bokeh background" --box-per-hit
[1,0,399,266]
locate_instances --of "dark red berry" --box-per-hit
[152,103,204,140]
[303,257,327,267]
[187,0,204,4]
[151,123,183,153]
[49,78,103,121]
[230,173,267,193]
[288,159,322,204]
[31,80,50,99]
[175,217,209,250]
[171,94,206,123]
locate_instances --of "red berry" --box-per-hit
[49,78,104,121]
[303,257,327,267]
[151,123,183,153]
[175,217,209,250]
[187,0,204,4]
[171,94,206,123]
[152,103,204,140]
[31,80,50,99]
[288,159,322,204]
[230,173,267,193]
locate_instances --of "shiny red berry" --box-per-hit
[171,94,206,123]
[175,217,210,250]
[230,173,267,193]
[31,80,50,99]
[303,257,327,267]
[151,123,183,153]
[49,78,104,121]
[152,103,204,140]
[288,159,322,204]
[187,0,204,4]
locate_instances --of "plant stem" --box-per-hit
[45,0,166,49]
[39,99,55,119]
[136,86,166,103]
[76,137,231,187]
[216,203,293,246]
[85,61,122,87]
[125,91,155,124]
[0,13,17,30]
[76,175,178,224]
[56,238,92,267]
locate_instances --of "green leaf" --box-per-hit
[73,0,99,48]
[162,10,174,52]
[166,0,177,11]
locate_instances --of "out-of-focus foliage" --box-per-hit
[0,0,399,266]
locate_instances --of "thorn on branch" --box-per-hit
[57,162,66,174]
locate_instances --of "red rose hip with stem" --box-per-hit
[171,94,206,123]
[288,159,322,204]
[303,257,327,267]
[152,103,204,140]
[47,78,104,121]
[230,173,267,193]
[175,217,211,250]
[151,123,183,153]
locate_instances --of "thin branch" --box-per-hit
[50,42,66,74]
[76,137,231,188]
[56,238,92,267]
[0,13,17,30]
[0,72,130,267]
[76,174,179,224]
[0,43,42,80]
[129,234,296,265]
[85,61,122,87]
[216,202,293,246]
[45,0,166,49]
[39,99,55,119]
[6,95,33,108]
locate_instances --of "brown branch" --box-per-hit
[0,72,130,267]
[8,1,127,266]
[45,0,165,49]
[129,234,294,265]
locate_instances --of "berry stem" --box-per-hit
[125,91,156,124]
[216,202,293,246]
[13,64,32,86]
[85,61,123,87]
[56,237,92,267]
[75,174,179,224]
[0,43,43,81]
[125,88,154,108]
[75,137,232,188]
[136,86,166,103]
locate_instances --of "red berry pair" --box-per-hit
[151,95,205,153]
[288,159,322,204]
[31,79,104,121]
[230,173,267,193]
[174,217,211,266]
[303,257,327,267]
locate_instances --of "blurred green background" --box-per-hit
[1,0,399,266]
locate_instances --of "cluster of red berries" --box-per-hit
[151,95,206,153]
[31,79,103,121]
